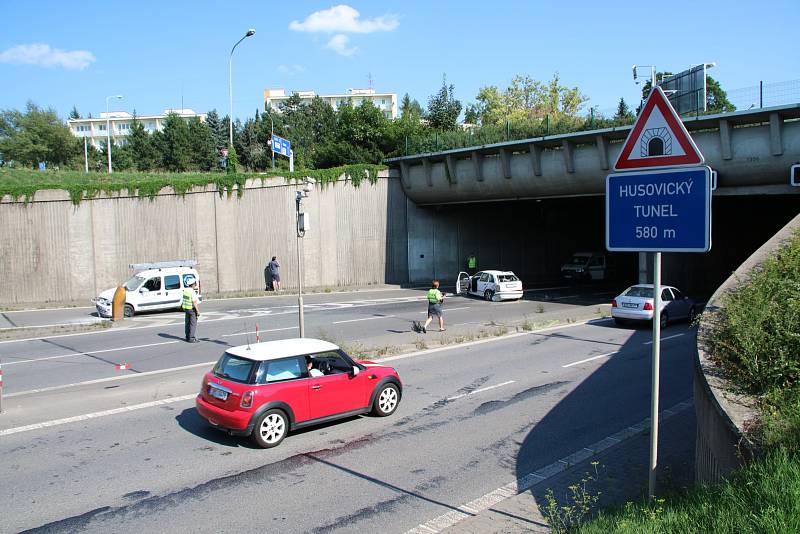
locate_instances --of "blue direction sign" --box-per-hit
[606,166,712,252]
[271,134,291,157]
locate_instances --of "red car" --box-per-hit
[196,338,403,448]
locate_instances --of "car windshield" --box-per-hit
[624,286,653,298]
[213,353,258,384]
[497,274,519,282]
[569,255,590,265]
[123,275,145,291]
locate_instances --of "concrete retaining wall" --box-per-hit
[0,171,408,306]
[694,212,800,484]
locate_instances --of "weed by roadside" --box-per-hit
[543,461,604,533]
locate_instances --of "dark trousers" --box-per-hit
[185,309,198,341]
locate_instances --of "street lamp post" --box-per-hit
[295,177,316,337]
[105,95,123,174]
[228,29,256,148]
[266,110,275,170]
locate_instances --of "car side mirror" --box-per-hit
[139,288,149,293]
[349,366,360,378]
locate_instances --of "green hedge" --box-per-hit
[0,164,386,204]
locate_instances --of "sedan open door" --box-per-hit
[456,272,470,295]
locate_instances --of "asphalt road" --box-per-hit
[0,286,617,395]
[0,314,697,533]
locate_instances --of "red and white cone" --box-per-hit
[115,363,131,371]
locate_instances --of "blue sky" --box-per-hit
[1,0,798,121]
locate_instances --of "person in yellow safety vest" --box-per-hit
[422,280,445,334]
[467,253,477,275]
[182,276,201,343]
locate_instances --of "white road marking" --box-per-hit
[405,399,694,534]
[0,319,106,331]
[0,394,198,437]
[5,361,218,398]
[221,326,299,337]
[2,340,181,366]
[562,351,619,368]
[333,315,396,324]
[446,380,515,401]
[643,333,685,345]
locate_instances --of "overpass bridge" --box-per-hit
[385,105,800,292]
[387,104,800,204]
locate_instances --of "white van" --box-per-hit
[94,260,201,318]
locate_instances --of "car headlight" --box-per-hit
[96,298,110,306]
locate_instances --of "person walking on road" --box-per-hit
[422,280,445,333]
[182,276,200,343]
[268,256,281,291]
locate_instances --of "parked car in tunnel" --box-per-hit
[456,270,523,301]
[560,252,610,282]
[611,284,698,327]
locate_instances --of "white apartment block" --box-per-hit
[264,88,398,120]
[67,108,207,149]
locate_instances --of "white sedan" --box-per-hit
[456,270,523,301]
[611,284,698,327]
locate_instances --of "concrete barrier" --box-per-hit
[0,171,409,306]
[694,212,800,484]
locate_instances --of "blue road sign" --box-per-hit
[606,166,712,252]
[271,134,291,157]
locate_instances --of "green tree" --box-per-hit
[426,76,462,131]
[226,144,238,174]
[400,93,424,120]
[154,113,192,171]
[128,115,158,171]
[706,76,735,113]
[188,118,217,171]
[69,106,81,120]
[0,102,80,167]
[613,97,635,123]
[204,109,227,152]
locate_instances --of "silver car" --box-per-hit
[611,284,698,327]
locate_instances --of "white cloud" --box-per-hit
[290,5,398,34]
[325,35,357,56]
[277,64,306,75]
[0,43,95,70]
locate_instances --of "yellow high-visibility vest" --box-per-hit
[427,288,442,303]
[468,256,476,269]
[182,288,194,310]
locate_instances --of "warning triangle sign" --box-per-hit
[614,86,704,171]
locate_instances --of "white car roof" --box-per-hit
[626,284,678,291]
[134,267,198,277]
[478,270,516,275]
[226,338,340,362]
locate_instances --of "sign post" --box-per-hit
[607,86,710,499]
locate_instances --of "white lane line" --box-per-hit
[7,318,614,398]
[333,315,396,324]
[0,394,198,437]
[405,399,694,534]
[5,361,217,398]
[643,333,685,345]
[1,340,181,366]
[446,380,515,401]
[562,351,619,368]
[221,326,299,338]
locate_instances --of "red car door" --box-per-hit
[308,351,368,419]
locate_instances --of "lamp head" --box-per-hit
[246,29,256,37]
[303,176,315,193]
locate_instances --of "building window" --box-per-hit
[98,124,106,131]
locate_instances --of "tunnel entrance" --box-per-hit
[407,194,799,298]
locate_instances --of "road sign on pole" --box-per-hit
[607,84,710,500]
[271,134,291,157]
[606,166,712,252]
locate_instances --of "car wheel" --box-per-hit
[251,409,288,448]
[660,312,668,329]
[372,383,400,417]
[484,289,495,302]
[123,304,134,318]
[688,307,697,324]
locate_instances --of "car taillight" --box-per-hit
[241,390,255,408]
[200,375,207,392]
[643,302,653,311]
[611,299,618,308]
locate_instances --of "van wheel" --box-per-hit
[484,289,495,302]
[123,304,134,318]
[252,409,288,448]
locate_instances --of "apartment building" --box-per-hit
[264,88,398,120]
[67,108,207,149]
